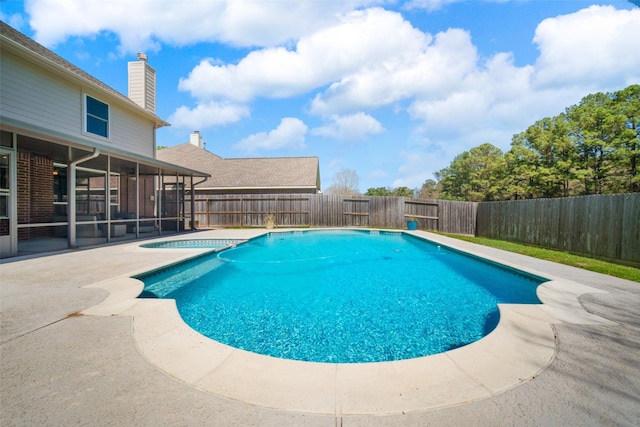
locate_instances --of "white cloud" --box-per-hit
[26,0,376,52]
[178,8,429,102]
[314,5,640,169]
[406,52,536,145]
[532,5,640,88]
[173,4,639,187]
[311,113,384,142]
[168,102,250,130]
[308,27,477,115]
[233,118,308,153]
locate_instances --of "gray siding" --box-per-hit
[1,52,80,133]
[1,50,155,157]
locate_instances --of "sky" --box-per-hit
[1,0,640,192]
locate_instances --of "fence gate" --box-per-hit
[404,200,439,231]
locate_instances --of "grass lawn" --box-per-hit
[442,234,640,283]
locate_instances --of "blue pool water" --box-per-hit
[138,230,545,363]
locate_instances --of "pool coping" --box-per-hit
[81,229,616,416]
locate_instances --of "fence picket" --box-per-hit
[186,193,639,264]
[475,193,639,265]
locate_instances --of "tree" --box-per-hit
[325,169,360,195]
[364,186,415,197]
[436,143,507,201]
[365,187,392,196]
[612,85,640,192]
[508,114,576,198]
[435,84,639,199]
[503,140,539,199]
[567,92,624,194]
[392,186,415,197]
[417,179,441,199]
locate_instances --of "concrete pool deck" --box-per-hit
[1,229,639,425]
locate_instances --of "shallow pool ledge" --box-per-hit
[80,230,619,415]
[81,276,602,416]
[335,304,558,415]
[85,294,559,415]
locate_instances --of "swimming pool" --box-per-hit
[138,230,546,363]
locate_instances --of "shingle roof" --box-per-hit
[156,143,320,190]
[0,21,168,126]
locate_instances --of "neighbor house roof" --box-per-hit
[157,143,321,191]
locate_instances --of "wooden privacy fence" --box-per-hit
[476,193,640,265]
[187,194,477,235]
[187,192,637,264]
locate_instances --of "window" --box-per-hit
[85,95,109,138]
[1,130,14,148]
[0,153,9,218]
[52,164,119,217]
[53,163,67,216]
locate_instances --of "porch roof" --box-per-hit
[3,119,210,178]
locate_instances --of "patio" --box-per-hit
[1,229,638,426]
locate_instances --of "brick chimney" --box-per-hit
[128,52,156,114]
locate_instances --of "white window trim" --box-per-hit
[53,163,120,213]
[0,147,14,220]
[83,93,111,140]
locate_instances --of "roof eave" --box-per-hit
[1,116,207,177]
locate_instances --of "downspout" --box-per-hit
[190,176,207,230]
[68,148,100,247]
[175,172,179,232]
[157,169,162,233]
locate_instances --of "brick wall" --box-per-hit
[120,174,135,214]
[17,151,54,239]
[141,176,156,217]
[120,175,156,217]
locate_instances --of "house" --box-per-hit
[0,21,208,258]
[156,131,321,195]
